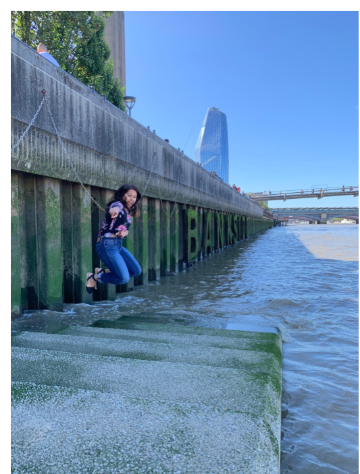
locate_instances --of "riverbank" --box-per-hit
[11,34,273,319]
[12,225,358,473]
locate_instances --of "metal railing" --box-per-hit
[249,186,359,202]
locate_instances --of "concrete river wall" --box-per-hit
[11,36,274,318]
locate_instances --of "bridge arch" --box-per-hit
[282,215,320,224]
[328,215,359,223]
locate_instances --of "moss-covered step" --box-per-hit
[12,345,280,443]
[12,381,279,474]
[91,317,279,341]
[12,332,280,388]
[14,324,281,356]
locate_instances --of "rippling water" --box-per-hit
[12,224,359,473]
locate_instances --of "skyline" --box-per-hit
[124,11,358,209]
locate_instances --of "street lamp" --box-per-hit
[123,96,136,117]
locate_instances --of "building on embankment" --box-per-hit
[11,35,274,318]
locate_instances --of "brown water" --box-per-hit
[12,224,359,473]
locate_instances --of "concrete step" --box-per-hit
[12,381,279,474]
[59,322,281,353]
[11,346,279,420]
[88,319,280,342]
[11,322,282,473]
[11,330,280,379]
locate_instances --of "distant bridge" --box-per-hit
[250,186,358,202]
[271,207,359,224]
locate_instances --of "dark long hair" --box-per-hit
[106,184,142,217]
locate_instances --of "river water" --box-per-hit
[12,224,359,473]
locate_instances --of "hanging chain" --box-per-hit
[45,96,106,212]
[141,151,157,198]
[11,89,158,215]
[11,90,46,153]
[12,89,209,218]
[47,98,158,213]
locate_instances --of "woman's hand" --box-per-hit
[116,229,129,238]
[109,206,121,219]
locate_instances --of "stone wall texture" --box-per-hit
[11,36,264,217]
[11,36,274,317]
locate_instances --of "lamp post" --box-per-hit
[123,96,136,117]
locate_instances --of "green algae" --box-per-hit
[11,382,76,405]
[264,420,280,459]
[90,320,281,342]
[245,340,282,367]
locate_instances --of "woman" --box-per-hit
[86,184,142,293]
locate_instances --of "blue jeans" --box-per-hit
[96,237,141,285]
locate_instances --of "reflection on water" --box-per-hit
[12,224,359,474]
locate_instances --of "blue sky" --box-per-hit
[124,11,358,209]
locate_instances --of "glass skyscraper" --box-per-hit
[194,107,229,183]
